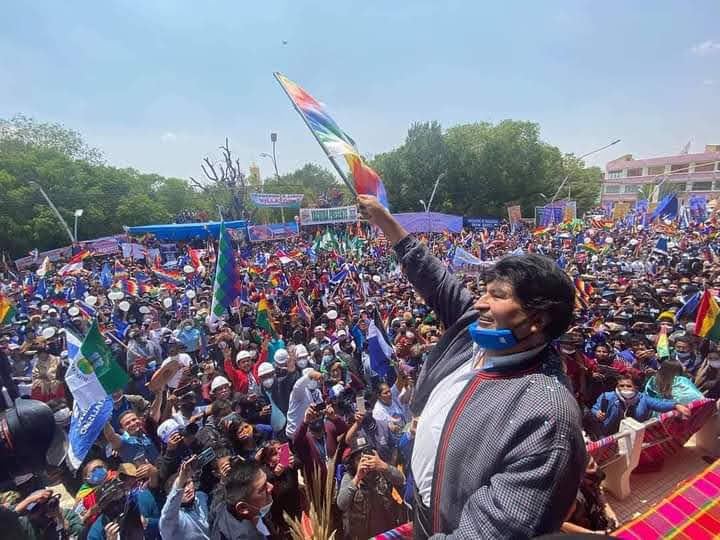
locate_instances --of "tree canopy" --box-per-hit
[1,115,603,258]
[372,120,602,218]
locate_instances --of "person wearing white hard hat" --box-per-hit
[274,347,301,415]
[210,375,232,401]
[224,349,263,396]
[256,362,286,434]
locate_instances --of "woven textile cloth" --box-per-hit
[586,435,620,467]
[615,458,720,539]
[638,398,716,471]
[372,522,414,540]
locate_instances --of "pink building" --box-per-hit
[600,144,720,206]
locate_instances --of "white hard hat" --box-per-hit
[274,348,289,365]
[211,375,231,392]
[257,362,274,377]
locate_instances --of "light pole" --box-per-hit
[29,181,76,243]
[420,172,447,234]
[548,139,621,223]
[74,209,84,241]
[261,132,285,222]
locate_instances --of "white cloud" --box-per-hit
[691,40,720,56]
[160,131,177,142]
[703,79,715,86]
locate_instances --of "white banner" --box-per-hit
[299,205,358,226]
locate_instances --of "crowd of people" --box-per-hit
[0,197,719,539]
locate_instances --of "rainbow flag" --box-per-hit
[695,290,720,341]
[345,153,389,208]
[274,72,389,207]
[116,279,138,296]
[274,72,357,156]
[113,260,128,279]
[210,222,242,319]
[532,226,552,236]
[153,268,184,288]
[0,296,16,324]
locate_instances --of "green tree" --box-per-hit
[0,118,211,257]
[0,114,104,164]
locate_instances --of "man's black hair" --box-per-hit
[484,254,574,340]
[224,460,262,505]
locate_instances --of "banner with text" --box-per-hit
[247,222,299,242]
[393,212,463,233]
[465,217,501,229]
[250,193,305,208]
[299,205,358,226]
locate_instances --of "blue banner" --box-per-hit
[67,395,113,470]
[465,217,501,229]
[247,222,299,242]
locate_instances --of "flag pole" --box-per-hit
[273,72,358,197]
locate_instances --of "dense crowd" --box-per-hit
[1,208,720,539]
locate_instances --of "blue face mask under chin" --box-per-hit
[468,321,519,350]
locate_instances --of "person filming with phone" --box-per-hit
[357,194,587,539]
[336,435,406,540]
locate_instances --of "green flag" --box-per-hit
[79,321,129,394]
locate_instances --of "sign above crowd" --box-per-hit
[250,192,305,208]
[247,222,299,242]
[393,211,463,233]
[299,205,358,226]
[465,217,501,229]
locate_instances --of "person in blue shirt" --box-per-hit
[159,456,210,540]
[177,319,202,357]
[591,375,691,437]
[103,410,160,464]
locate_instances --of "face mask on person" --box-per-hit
[88,467,108,486]
[243,500,273,518]
[709,360,720,369]
[676,351,691,361]
[617,389,637,400]
[322,355,333,364]
[297,357,308,369]
[307,379,318,391]
[262,378,274,389]
[468,321,520,350]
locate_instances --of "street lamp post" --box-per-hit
[548,139,621,223]
[261,132,285,222]
[29,181,76,243]
[74,209,84,242]
[420,172,447,242]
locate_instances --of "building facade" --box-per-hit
[600,144,720,207]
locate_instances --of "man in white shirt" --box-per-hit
[284,368,323,440]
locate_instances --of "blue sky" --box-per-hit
[1,1,718,183]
